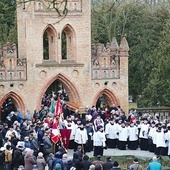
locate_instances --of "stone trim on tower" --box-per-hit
[91,37,121,80]
[0,43,27,81]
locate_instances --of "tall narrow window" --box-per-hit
[103,71,106,78]
[61,24,75,61]
[9,72,12,80]
[19,72,22,79]
[104,58,106,68]
[61,31,67,59]
[43,25,56,61]
[9,59,12,69]
[43,31,49,60]
[112,70,115,78]
[0,73,3,80]
[95,71,98,78]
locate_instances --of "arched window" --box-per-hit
[43,25,56,61]
[9,72,12,80]
[112,70,115,78]
[61,31,67,59]
[9,59,12,69]
[61,24,76,61]
[43,31,49,60]
[95,71,98,79]
[0,73,3,80]
[103,71,106,78]
[104,58,106,68]
[19,72,22,79]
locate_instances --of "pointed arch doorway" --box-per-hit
[0,92,25,122]
[38,73,82,113]
[93,89,120,109]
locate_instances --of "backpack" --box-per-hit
[53,163,62,170]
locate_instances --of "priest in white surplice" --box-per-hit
[93,125,106,156]
[148,121,156,152]
[74,123,88,153]
[65,120,76,150]
[128,121,138,150]
[105,118,119,148]
[117,121,128,150]
[155,126,166,156]
[139,118,149,150]
[166,125,170,157]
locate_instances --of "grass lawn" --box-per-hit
[90,155,170,170]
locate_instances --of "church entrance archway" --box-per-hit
[93,88,120,109]
[0,92,25,122]
[38,73,81,110]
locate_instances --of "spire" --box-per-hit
[110,37,119,52]
[119,37,129,52]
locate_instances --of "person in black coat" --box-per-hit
[0,147,5,170]
[110,161,121,170]
[11,148,24,170]
[103,156,113,170]
[72,152,83,170]
[0,128,4,148]
[46,153,54,170]
[2,123,9,139]
[85,121,94,152]
[82,155,92,170]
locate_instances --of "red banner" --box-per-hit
[60,129,71,149]
[51,118,60,144]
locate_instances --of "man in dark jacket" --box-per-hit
[103,156,113,170]
[85,121,93,152]
[51,152,64,170]
[0,147,5,170]
[82,155,92,170]
[92,155,104,170]
[30,134,39,157]
[110,161,121,170]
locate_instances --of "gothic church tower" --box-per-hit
[0,0,129,116]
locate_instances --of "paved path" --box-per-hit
[67,148,155,159]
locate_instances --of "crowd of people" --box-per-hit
[0,93,169,170]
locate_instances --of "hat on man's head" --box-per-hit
[96,155,102,159]
[38,152,43,157]
[16,141,25,150]
[134,158,138,163]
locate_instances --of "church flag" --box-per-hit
[55,97,63,117]
[60,129,71,149]
[51,118,60,144]
[49,98,55,113]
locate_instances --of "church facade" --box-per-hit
[0,0,129,117]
